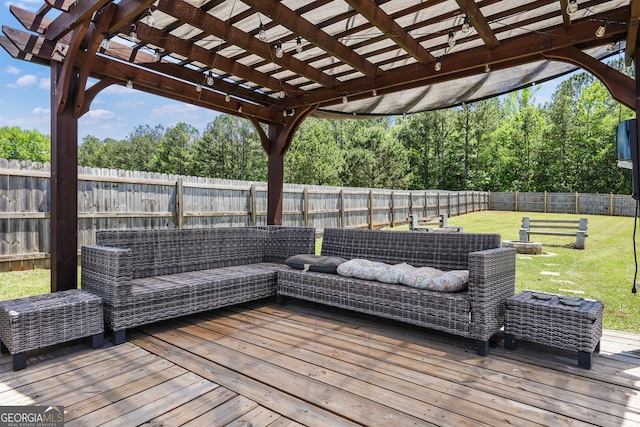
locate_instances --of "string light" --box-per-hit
[447,30,456,48]
[461,16,470,35]
[566,0,578,15]
[342,92,348,104]
[296,36,303,53]
[153,49,161,62]
[238,104,243,113]
[206,71,214,86]
[434,58,442,71]
[485,64,491,72]
[225,93,231,102]
[278,87,286,98]
[275,41,284,58]
[372,89,377,96]
[283,110,287,117]
[607,38,617,53]
[126,76,134,89]
[130,23,137,40]
[100,34,110,50]
[195,82,202,92]
[289,109,295,116]
[595,19,608,38]
[258,23,267,41]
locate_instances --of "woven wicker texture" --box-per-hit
[82,227,315,331]
[505,290,603,352]
[279,228,516,341]
[0,290,103,354]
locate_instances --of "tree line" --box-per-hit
[0,60,635,194]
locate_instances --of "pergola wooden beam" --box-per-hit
[626,0,640,65]
[156,0,337,89]
[2,26,286,124]
[343,0,435,64]
[241,0,382,79]
[44,0,111,41]
[455,0,499,49]
[283,8,628,108]
[543,46,635,109]
[133,22,296,100]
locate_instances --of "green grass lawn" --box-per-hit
[3,211,640,333]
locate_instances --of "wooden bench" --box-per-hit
[519,217,588,249]
[408,214,463,232]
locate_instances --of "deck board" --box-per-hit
[0,300,638,426]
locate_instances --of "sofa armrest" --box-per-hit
[467,247,516,341]
[81,245,133,307]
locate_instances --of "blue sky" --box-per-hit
[0,1,564,142]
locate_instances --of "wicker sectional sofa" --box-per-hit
[277,228,516,355]
[81,226,315,344]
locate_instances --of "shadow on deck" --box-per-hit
[1,299,639,426]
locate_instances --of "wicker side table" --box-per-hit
[0,290,104,371]
[504,290,603,369]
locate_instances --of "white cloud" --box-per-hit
[32,107,50,115]
[150,103,200,118]
[39,77,50,90]
[102,85,136,95]
[5,65,21,75]
[15,74,37,87]
[85,109,117,120]
[4,1,41,12]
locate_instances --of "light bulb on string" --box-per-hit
[195,82,202,93]
[206,71,214,86]
[434,59,442,72]
[126,77,134,89]
[296,36,303,53]
[238,104,243,113]
[275,41,284,58]
[595,19,608,38]
[447,30,456,48]
[342,92,348,104]
[130,23,137,40]
[461,17,470,35]
[101,34,110,50]
[567,0,578,15]
[372,89,377,97]
[225,93,231,102]
[278,87,286,98]
[146,8,155,28]
[258,23,266,41]
[485,64,491,72]
[153,49,161,62]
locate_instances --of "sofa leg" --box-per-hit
[12,352,27,371]
[92,332,104,348]
[475,339,490,356]
[0,341,8,354]
[113,329,126,345]
[276,294,287,306]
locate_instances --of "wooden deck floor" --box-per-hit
[1,300,640,426]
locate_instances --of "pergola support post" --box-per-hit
[248,105,318,225]
[50,61,80,292]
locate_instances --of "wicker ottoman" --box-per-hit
[504,290,603,369]
[0,290,104,371]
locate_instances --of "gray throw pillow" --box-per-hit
[284,254,347,274]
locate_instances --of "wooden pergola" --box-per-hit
[0,0,638,292]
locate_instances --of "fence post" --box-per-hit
[544,190,547,213]
[575,192,579,214]
[448,193,452,216]
[437,193,441,216]
[303,187,309,227]
[369,190,374,230]
[610,192,614,216]
[515,191,518,212]
[250,184,257,226]
[339,189,345,228]
[409,191,413,216]
[424,192,428,218]
[176,177,184,228]
[389,191,395,227]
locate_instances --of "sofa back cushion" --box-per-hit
[321,228,501,271]
[96,228,267,279]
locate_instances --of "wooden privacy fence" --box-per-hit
[0,159,487,270]
[488,191,637,217]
